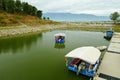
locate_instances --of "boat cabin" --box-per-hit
[54,33,65,43]
[65,46,101,78]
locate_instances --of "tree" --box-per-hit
[0,0,2,9]
[31,6,37,16]
[21,2,29,14]
[0,0,43,19]
[26,4,33,15]
[36,10,42,19]
[47,17,50,20]
[43,17,46,20]
[21,2,35,15]
[1,0,7,11]
[110,12,120,23]
[6,0,15,13]
[15,0,22,13]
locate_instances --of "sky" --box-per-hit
[21,0,120,16]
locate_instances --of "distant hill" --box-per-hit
[43,13,110,22]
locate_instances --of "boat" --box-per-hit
[54,33,65,43]
[65,46,101,79]
[104,30,114,40]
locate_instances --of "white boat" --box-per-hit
[65,46,101,79]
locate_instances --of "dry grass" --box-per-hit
[0,10,58,27]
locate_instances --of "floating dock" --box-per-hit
[94,33,120,80]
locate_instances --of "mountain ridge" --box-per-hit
[43,12,110,22]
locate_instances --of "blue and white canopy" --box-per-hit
[65,46,101,64]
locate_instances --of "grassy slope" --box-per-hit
[0,10,58,27]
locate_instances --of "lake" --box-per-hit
[0,30,109,80]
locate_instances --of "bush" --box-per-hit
[9,18,18,23]
[0,19,9,24]
[0,16,4,20]
[0,19,10,26]
[14,16,22,20]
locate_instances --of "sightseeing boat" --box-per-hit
[65,46,101,79]
[54,33,65,43]
[104,30,114,40]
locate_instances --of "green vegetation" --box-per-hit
[110,12,120,23]
[0,0,42,18]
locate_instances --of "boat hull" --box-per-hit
[68,59,99,78]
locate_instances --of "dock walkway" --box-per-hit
[94,33,120,80]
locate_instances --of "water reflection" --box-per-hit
[0,33,42,54]
[54,43,65,49]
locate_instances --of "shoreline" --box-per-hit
[0,22,119,39]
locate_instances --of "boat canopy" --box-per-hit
[54,33,65,37]
[65,46,101,64]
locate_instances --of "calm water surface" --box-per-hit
[0,30,109,80]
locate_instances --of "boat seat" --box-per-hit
[70,58,80,66]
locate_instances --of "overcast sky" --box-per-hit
[21,0,120,16]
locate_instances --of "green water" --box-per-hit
[0,30,109,80]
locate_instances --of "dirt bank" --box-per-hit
[0,22,119,38]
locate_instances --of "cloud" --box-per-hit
[21,0,120,16]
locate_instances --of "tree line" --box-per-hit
[0,0,42,19]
